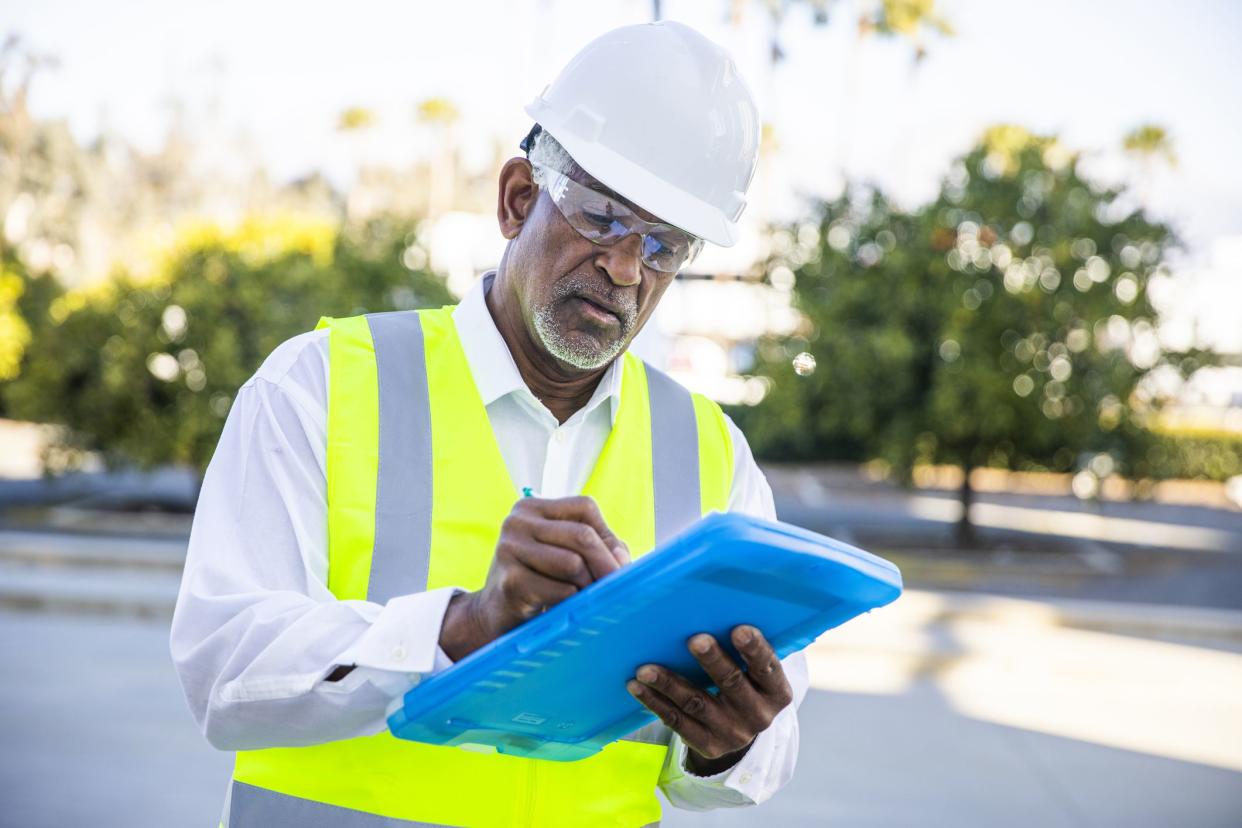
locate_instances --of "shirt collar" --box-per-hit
[451,272,624,426]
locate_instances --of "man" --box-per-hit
[171,20,808,827]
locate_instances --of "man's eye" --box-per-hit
[650,233,685,254]
[583,210,614,228]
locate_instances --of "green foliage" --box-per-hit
[733,190,934,467]
[0,247,62,404]
[1137,432,1242,482]
[871,0,953,38]
[1,214,451,474]
[415,98,460,126]
[738,125,1212,484]
[0,257,32,382]
[337,107,377,132]
[1123,124,1177,168]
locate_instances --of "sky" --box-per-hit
[5,0,1241,350]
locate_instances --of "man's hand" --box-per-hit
[439,495,629,661]
[626,625,794,776]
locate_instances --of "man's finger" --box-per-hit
[538,496,629,569]
[498,567,578,622]
[687,633,762,704]
[606,538,630,568]
[513,497,627,578]
[526,516,616,581]
[730,625,790,698]
[634,664,720,725]
[510,539,594,588]
[626,679,711,749]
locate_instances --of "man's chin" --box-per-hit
[568,329,625,358]
[545,328,626,371]
[533,303,631,371]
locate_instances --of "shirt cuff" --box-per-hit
[322,586,461,697]
[659,703,800,810]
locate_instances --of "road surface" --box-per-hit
[3,603,1239,827]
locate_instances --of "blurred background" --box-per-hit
[2,0,1241,825]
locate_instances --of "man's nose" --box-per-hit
[594,233,643,287]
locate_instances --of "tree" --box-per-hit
[1123,123,1177,204]
[337,107,378,132]
[1,213,452,477]
[732,0,952,62]
[416,97,461,217]
[1123,124,1177,169]
[0,246,61,393]
[738,125,1206,545]
[0,255,31,382]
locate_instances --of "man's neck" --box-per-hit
[484,273,608,425]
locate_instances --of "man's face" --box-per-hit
[510,164,680,371]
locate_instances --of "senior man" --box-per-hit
[172,20,808,827]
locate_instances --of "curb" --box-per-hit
[902,589,1242,644]
[0,591,174,620]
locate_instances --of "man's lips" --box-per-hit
[571,294,624,324]
[576,292,624,315]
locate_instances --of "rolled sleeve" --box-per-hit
[170,333,460,751]
[658,650,809,809]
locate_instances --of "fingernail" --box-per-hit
[691,635,712,654]
[637,665,658,683]
[626,680,644,696]
[735,626,754,645]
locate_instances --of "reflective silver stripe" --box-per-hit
[229,781,447,827]
[645,364,701,544]
[625,364,699,751]
[365,312,434,604]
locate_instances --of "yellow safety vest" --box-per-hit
[223,306,733,827]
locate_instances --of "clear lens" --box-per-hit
[536,164,702,273]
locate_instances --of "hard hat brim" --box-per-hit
[526,107,740,249]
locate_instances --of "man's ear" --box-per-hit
[497,157,538,240]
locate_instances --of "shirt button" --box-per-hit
[739,772,753,784]
[391,644,408,661]
[553,430,566,444]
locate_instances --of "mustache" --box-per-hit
[553,276,638,328]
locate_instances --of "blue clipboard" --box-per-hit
[387,512,902,761]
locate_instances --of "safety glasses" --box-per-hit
[533,163,703,273]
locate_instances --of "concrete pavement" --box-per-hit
[3,465,1242,825]
[0,611,232,827]
[3,593,1240,827]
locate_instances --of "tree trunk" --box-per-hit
[955,462,976,549]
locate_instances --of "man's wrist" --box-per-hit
[438,591,490,662]
[684,740,754,777]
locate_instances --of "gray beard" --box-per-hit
[532,276,637,370]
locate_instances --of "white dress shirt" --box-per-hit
[170,275,809,811]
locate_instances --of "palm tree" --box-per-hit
[336,107,377,133]
[416,98,461,217]
[1123,124,1177,204]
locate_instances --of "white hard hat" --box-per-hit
[525,21,760,247]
